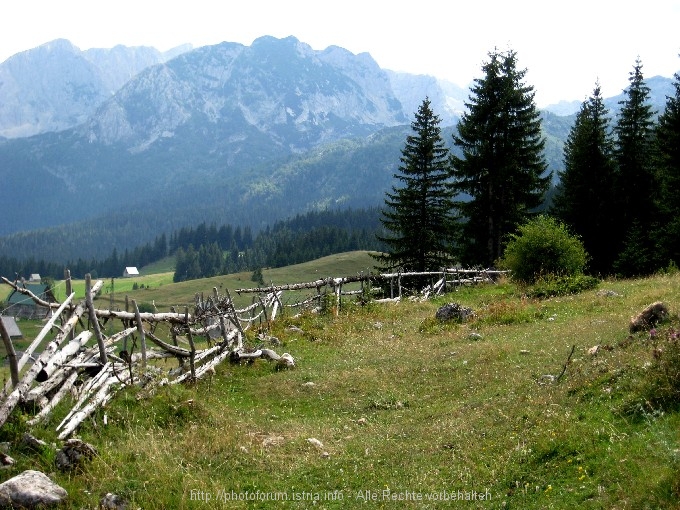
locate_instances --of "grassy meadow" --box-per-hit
[1,252,680,508]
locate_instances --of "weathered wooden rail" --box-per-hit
[0,272,293,439]
[0,267,503,438]
[235,268,507,312]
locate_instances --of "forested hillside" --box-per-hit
[0,209,385,281]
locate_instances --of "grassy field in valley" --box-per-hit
[1,253,680,508]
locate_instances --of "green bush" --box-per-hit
[136,302,156,313]
[526,273,600,298]
[501,215,588,284]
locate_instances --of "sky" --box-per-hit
[1,0,679,107]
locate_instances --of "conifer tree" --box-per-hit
[656,65,680,266]
[374,98,456,272]
[451,49,550,266]
[551,83,617,274]
[612,58,660,275]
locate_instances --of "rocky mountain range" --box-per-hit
[0,36,675,263]
[0,39,191,138]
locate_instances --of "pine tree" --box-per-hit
[374,98,456,272]
[612,57,660,275]
[656,66,680,265]
[551,83,617,274]
[451,49,550,267]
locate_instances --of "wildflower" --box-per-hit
[650,328,657,338]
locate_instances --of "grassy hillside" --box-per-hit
[46,250,379,310]
[1,260,680,508]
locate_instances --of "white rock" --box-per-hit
[0,470,67,507]
[307,438,324,449]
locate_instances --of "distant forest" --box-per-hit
[0,208,386,282]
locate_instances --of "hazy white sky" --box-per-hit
[1,0,679,106]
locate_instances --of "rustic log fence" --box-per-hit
[0,267,504,438]
[235,268,507,313]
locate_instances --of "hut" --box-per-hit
[123,267,140,278]
[5,283,56,320]
[0,316,22,338]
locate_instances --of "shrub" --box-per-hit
[251,268,265,286]
[526,273,600,298]
[501,215,588,284]
[136,302,156,313]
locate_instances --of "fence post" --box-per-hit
[132,299,147,370]
[86,274,108,364]
[64,269,75,340]
[184,306,196,380]
[0,317,19,387]
[335,282,342,315]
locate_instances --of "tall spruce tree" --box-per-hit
[451,49,550,266]
[374,98,456,272]
[551,83,617,274]
[612,58,660,276]
[656,66,680,266]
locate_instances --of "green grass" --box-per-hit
[2,259,680,508]
[60,250,379,311]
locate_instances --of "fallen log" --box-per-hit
[36,331,92,383]
[145,330,192,358]
[172,348,232,384]
[56,362,111,433]
[26,327,135,403]
[0,281,102,430]
[2,292,75,395]
[27,371,80,426]
[58,370,133,440]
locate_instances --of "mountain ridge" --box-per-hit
[0,36,675,264]
[0,39,191,138]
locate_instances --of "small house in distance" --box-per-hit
[5,283,57,320]
[28,274,41,283]
[123,267,140,278]
[0,316,22,339]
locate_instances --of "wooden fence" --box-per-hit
[235,268,508,312]
[0,267,504,438]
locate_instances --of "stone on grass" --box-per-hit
[630,302,669,333]
[0,452,15,468]
[435,303,475,323]
[307,438,324,450]
[100,492,128,510]
[596,289,621,298]
[276,353,295,370]
[0,470,67,508]
[55,438,97,472]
